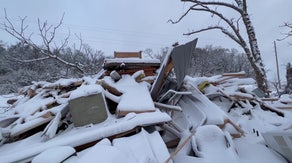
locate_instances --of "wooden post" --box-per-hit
[274,41,281,89]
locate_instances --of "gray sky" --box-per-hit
[1,0,292,81]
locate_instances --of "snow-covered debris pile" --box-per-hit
[0,41,292,163]
[170,73,291,163]
[0,73,171,162]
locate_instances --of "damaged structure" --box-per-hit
[0,39,292,163]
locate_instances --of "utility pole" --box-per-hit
[274,41,281,89]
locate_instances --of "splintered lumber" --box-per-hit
[0,116,19,128]
[275,105,292,110]
[98,80,122,96]
[10,112,54,137]
[6,99,17,105]
[27,89,37,98]
[218,90,255,101]
[43,79,83,90]
[250,97,285,117]
[218,119,245,137]
[212,72,246,86]
[150,56,173,101]
[259,101,285,117]
[165,138,180,148]
[261,98,279,102]
[45,101,60,110]
[41,112,61,140]
[212,76,236,86]
[165,132,195,163]
[222,71,246,77]
[131,70,145,82]
[218,89,284,117]
[229,92,254,100]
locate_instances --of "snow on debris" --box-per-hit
[32,146,76,163]
[0,52,292,163]
[69,84,103,100]
[117,84,155,114]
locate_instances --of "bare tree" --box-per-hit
[2,9,84,73]
[278,22,292,45]
[169,0,269,95]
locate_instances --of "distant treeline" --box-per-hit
[0,41,105,94]
[0,41,253,94]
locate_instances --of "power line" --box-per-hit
[0,16,176,41]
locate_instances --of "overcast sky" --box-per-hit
[1,0,292,81]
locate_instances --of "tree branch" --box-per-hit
[190,5,243,39]
[2,10,84,73]
[10,56,51,63]
[181,0,243,14]
[277,22,292,41]
[184,26,242,46]
[168,4,198,24]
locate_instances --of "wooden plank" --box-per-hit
[165,138,180,148]
[276,105,292,110]
[166,132,195,163]
[74,127,140,152]
[150,57,174,101]
[99,80,123,96]
[105,67,157,76]
[261,98,279,102]
[222,72,246,77]
[114,51,142,58]
[103,62,160,70]
[7,99,18,105]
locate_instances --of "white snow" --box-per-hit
[67,129,171,163]
[69,84,103,100]
[234,135,287,163]
[113,129,171,163]
[43,78,83,89]
[117,84,155,114]
[76,139,128,163]
[192,125,240,162]
[0,110,171,162]
[0,69,292,163]
[32,146,76,163]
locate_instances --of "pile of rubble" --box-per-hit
[0,39,291,163]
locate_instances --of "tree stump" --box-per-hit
[286,67,292,94]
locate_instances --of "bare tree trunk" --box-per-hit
[241,1,268,93]
[172,0,269,95]
[286,64,292,94]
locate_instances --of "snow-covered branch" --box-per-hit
[2,10,84,73]
[10,56,51,63]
